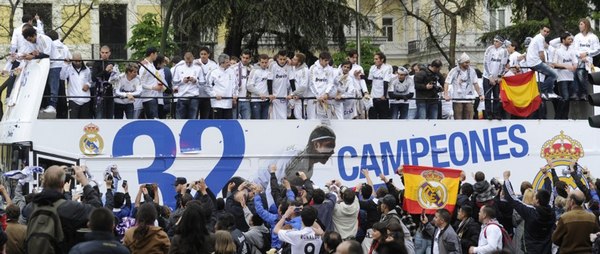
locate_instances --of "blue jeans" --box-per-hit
[532,62,558,94]
[390,103,409,119]
[417,101,439,119]
[176,99,200,119]
[251,101,269,119]
[143,99,159,119]
[233,100,251,119]
[48,67,61,108]
[114,103,134,119]
[574,67,589,97]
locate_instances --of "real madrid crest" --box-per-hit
[417,170,449,209]
[532,131,586,190]
[79,123,104,155]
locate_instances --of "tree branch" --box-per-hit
[61,0,94,42]
[398,0,450,63]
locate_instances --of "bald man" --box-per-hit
[61,53,93,119]
[552,189,600,253]
[22,166,102,252]
[172,52,203,119]
[336,240,364,254]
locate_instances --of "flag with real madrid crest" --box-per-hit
[402,165,462,215]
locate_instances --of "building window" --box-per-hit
[382,18,393,42]
[489,9,506,31]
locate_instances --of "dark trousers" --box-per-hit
[198,98,212,119]
[69,101,91,119]
[114,103,134,119]
[212,108,233,119]
[143,99,159,119]
[368,98,390,119]
[555,81,571,119]
[483,78,501,119]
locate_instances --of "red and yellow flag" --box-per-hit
[402,165,461,215]
[500,71,541,117]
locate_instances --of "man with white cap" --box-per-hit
[389,66,415,119]
[443,53,484,120]
[482,35,508,120]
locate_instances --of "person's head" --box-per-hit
[323,231,342,252]
[300,205,317,227]
[457,205,473,221]
[184,52,194,66]
[229,56,239,65]
[276,50,288,66]
[336,240,363,254]
[42,166,66,190]
[5,204,20,222]
[278,201,290,216]
[124,63,139,80]
[567,189,585,210]
[22,14,34,24]
[554,195,566,209]
[342,188,356,205]
[474,171,485,182]
[372,222,388,241]
[360,183,373,200]
[505,40,516,53]
[240,50,252,66]
[540,25,551,37]
[376,186,389,198]
[214,230,236,254]
[478,205,496,223]
[47,30,59,41]
[258,54,270,69]
[560,32,574,46]
[535,189,551,207]
[461,182,474,196]
[70,52,83,69]
[397,67,409,81]
[341,61,352,75]
[429,59,442,73]
[307,125,336,164]
[386,222,405,242]
[215,212,236,231]
[433,209,451,228]
[522,188,535,205]
[133,203,158,241]
[312,188,325,204]
[87,207,115,232]
[176,201,209,247]
[113,192,126,208]
[319,52,331,67]
[380,194,397,214]
[292,52,306,67]
[374,52,386,67]
[199,46,211,61]
[457,52,470,69]
[347,49,358,64]
[22,27,37,43]
[520,181,532,195]
[154,55,166,69]
[174,177,187,193]
[249,213,264,227]
[100,45,111,60]
[145,47,158,61]
[555,180,568,198]
[579,18,592,34]
[218,54,231,69]
[493,35,504,48]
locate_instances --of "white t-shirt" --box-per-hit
[368,64,392,98]
[526,33,546,67]
[277,227,323,254]
[552,44,578,82]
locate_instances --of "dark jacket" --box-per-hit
[23,186,102,252]
[312,192,337,231]
[552,206,600,253]
[453,217,480,254]
[414,67,443,101]
[424,223,462,254]
[359,197,381,231]
[225,191,250,232]
[169,233,214,254]
[68,231,129,254]
[504,179,555,254]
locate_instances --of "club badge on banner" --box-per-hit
[402,165,462,215]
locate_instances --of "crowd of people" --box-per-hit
[2,14,597,121]
[0,159,598,254]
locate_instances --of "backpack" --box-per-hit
[26,199,66,254]
[484,222,516,254]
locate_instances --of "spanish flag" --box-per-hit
[402,165,461,215]
[500,71,541,117]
